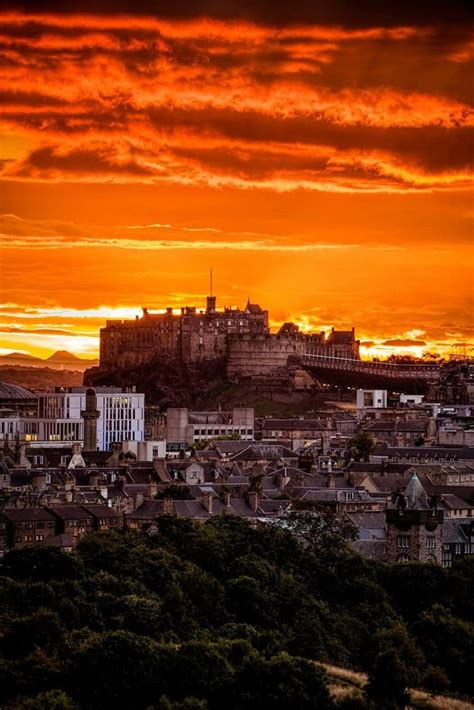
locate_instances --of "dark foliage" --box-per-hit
[0,518,472,708]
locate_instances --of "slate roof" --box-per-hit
[82,505,122,519]
[36,533,76,548]
[402,473,430,510]
[127,500,165,520]
[47,505,94,520]
[346,512,387,529]
[443,520,472,544]
[441,494,474,510]
[262,419,326,431]
[348,462,412,474]
[212,440,258,455]
[373,446,474,461]
[364,421,427,433]
[230,444,297,461]
[0,382,37,400]
[0,507,56,522]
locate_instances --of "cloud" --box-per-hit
[382,338,427,347]
[0,213,407,252]
[0,11,471,193]
[1,3,471,28]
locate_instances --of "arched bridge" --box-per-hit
[296,354,439,393]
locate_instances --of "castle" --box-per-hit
[99,294,360,380]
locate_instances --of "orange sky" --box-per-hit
[0,3,473,360]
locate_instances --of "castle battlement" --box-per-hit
[98,294,359,379]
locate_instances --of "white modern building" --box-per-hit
[356,389,388,411]
[0,385,145,451]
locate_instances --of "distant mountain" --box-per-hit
[1,352,42,361]
[47,350,86,362]
[0,350,98,371]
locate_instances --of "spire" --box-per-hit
[206,268,216,313]
[403,471,429,510]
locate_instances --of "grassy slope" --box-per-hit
[317,662,474,710]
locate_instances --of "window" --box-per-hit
[426,536,436,549]
[35,534,44,541]
[442,550,452,568]
[397,553,410,563]
[397,536,410,549]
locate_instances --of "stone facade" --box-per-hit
[386,508,444,564]
[98,295,360,381]
[100,297,268,368]
[227,328,359,381]
[385,474,444,564]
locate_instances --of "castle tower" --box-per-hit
[206,267,216,313]
[81,388,100,451]
[386,472,444,564]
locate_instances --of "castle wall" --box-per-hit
[98,301,359,382]
[226,332,358,381]
[100,307,268,368]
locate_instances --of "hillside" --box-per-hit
[0,366,84,389]
[84,357,332,414]
[0,517,472,709]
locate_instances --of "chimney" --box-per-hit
[89,472,100,488]
[163,497,174,514]
[202,490,213,514]
[81,388,100,451]
[147,476,158,498]
[248,491,259,512]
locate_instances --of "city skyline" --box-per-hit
[0,2,472,361]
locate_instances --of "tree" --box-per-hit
[345,432,375,462]
[365,649,410,709]
[0,547,84,583]
[233,652,332,710]
[284,510,357,556]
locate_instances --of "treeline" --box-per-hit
[0,514,473,709]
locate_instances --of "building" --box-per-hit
[100,296,269,368]
[356,389,388,411]
[260,418,327,451]
[385,473,444,564]
[0,507,57,549]
[166,407,254,445]
[96,292,359,385]
[0,385,145,451]
[227,326,360,382]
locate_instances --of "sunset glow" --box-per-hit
[0,2,472,360]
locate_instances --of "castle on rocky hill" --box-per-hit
[99,294,360,381]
